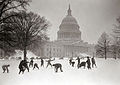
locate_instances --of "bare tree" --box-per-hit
[110,44,120,59]
[0,0,30,57]
[0,39,15,58]
[95,32,110,59]
[3,11,49,60]
[28,35,50,56]
[0,0,30,24]
[111,16,120,59]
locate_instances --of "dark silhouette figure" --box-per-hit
[76,57,80,68]
[29,59,34,67]
[33,63,39,70]
[46,58,55,68]
[69,58,72,65]
[2,64,10,73]
[18,60,29,74]
[71,61,75,67]
[78,62,86,69]
[53,63,63,72]
[18,60,25,74]
[22,60,29,72]
[40,58,44,67]
[91,57,97,68]
[86,57,91,69]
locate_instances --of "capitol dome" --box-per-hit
[60,5,79,28]
[61,15,78,25]
[57,5,81,41]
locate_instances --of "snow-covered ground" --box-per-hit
[0,58,120,85]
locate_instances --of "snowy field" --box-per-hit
[0,58,120,85]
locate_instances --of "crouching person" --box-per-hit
[18,60,29,74]
[2,64,10,73]
[53,63,63,73]
[71,61,75,67]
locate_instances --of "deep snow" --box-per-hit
[0,58,120,85]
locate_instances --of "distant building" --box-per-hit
[0,48,5,59]
[36,5,94,58]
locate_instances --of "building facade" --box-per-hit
[0,48,5,59]
[41,5,94,58]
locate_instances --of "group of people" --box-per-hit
[69,56,97,69]
[18,58,44,74]
[1,56,97,74]
[18,58,60,74]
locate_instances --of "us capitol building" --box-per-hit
[36,5,94,58]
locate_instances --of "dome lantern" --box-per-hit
[68,4,72,16]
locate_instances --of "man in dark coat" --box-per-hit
[86,57,91,69]
[18,60,29,74]
[40,58,44,67]
[91,56,97,68]
[69,58,72,65]
[29,59,34,67]
[53,63,63,72]
[46,58,55,68]
[76,57,80,68]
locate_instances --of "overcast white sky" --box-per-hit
[28,0,120,44]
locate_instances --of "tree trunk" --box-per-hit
[105,47,107,60]
[24,46,27,60]
[114,54,117,59]
[104,40,107,60]
[105,54,107,60]
[114,52,117,59]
